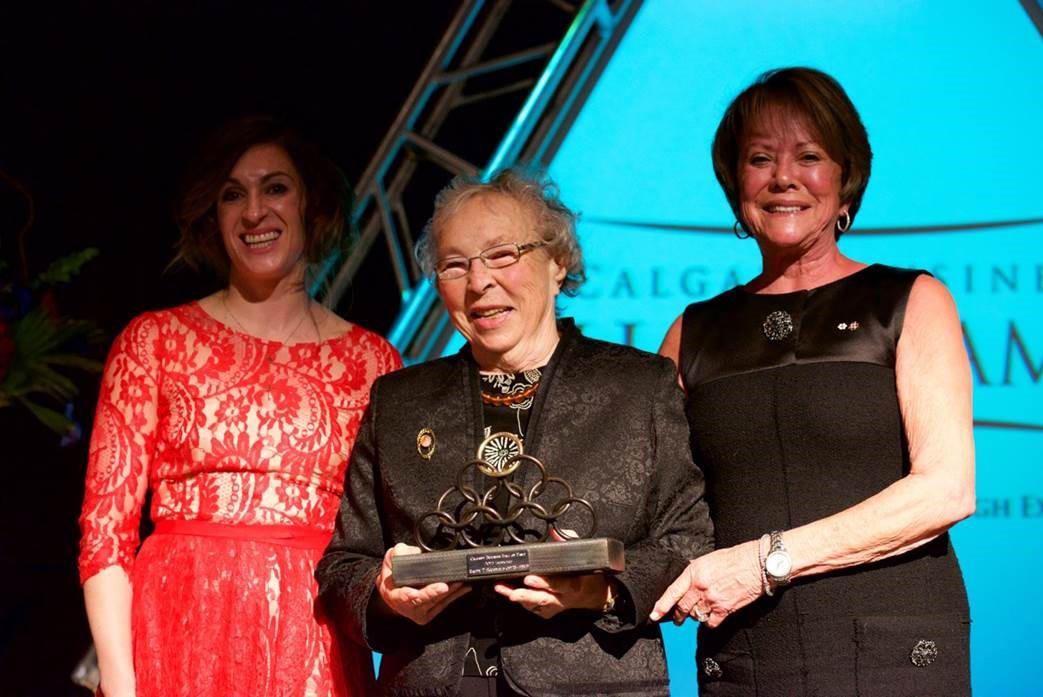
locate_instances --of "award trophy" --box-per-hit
[392,433,624,587]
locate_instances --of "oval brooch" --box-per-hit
[416,428,436,460]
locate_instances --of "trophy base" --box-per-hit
[391,538,624,587]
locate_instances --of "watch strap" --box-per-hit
[764,529,792,593]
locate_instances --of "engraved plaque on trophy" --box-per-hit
[391,435,624,587]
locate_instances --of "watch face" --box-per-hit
[765,551,792,578]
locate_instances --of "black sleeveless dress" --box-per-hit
[679,265,970,697]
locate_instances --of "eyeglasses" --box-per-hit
[434,241,547,280]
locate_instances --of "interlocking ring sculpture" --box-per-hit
[414,453,598,552]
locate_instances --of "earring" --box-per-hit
[733,221,751,239]
[835,211,851,234]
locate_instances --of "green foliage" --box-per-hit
[0,308,103,433]
[17,396,78,434]
[0,246,103,436]
[32,248,100,288]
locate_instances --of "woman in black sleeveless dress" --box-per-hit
[650,68,974,696]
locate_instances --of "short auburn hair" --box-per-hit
[173,115,352,277]
[712,67,872,238]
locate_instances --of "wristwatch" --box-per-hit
[763,530,792,595]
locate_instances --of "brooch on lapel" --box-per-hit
[416,428,436,460]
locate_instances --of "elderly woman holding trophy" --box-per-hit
[316,168,712,697]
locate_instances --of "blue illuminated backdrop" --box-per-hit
[539,1,1043,694]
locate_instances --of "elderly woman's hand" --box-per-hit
[494,573,612,619]
[376,543,472,625]
[650,540,762,628]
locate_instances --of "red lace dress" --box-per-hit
[78,302,401,697]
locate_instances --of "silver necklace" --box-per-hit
[221,290,313,364]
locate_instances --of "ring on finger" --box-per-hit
[694,605,710,623]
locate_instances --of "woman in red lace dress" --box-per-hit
[79,116,401,697]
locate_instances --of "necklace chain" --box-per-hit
[221,290,313,358]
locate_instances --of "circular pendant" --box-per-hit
[762,310,794,341]
[476,431,524,477]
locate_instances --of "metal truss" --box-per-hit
[315,0,642,364]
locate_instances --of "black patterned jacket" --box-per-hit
[316,320,713,697]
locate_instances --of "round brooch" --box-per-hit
[476,431,524,477]
[762,310,794,341]
[910,639,938,667]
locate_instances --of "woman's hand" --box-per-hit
[650,540,762,628]
[494,573,611,619]
[376,543,471,625]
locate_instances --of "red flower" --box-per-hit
[214,391,250,425]
[153,326,187,364]
[206,336,237,374]
[118,372,153,413]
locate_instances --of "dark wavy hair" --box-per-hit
[712,67,872,239]
[173,115,352,278]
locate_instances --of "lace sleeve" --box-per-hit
[78,314,161,584]
[378,338,403,376]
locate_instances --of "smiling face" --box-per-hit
[739,114,846,254]
[216,143,307,287]
[435,193,566,372]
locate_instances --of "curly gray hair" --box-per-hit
[415,167,586,296]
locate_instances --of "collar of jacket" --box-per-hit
[454,317,580,461]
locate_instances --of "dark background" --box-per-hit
[0,3,471,693]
